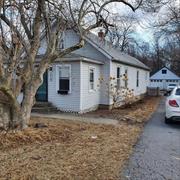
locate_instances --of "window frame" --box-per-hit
[56,64,71,94]
[162,69,167,74]
[89,66,95,92]
[117,66,121,89]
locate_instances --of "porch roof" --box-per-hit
[36,53,104,65]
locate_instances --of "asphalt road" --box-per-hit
[121,98,180,180]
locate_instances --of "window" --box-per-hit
[136,71,139,87]
[175,88,180,96]
[124,69,128,88]
[162,69,167,74]
[58,65,71,94]
[117,67,121,89]
[89,68,94,90]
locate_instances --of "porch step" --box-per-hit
[32,102,59,114]
[34,102,53,107]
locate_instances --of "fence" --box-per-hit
[147,87,160,96]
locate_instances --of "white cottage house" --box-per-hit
[35,30,150,113]
[149,67,180,90]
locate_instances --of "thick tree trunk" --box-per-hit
[6,101,34,129]
[20,103,33,129]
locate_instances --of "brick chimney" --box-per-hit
[98,29,105,40]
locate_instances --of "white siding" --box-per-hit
[64,29,111,106]
[149,67,180,90]
[111,62,149,104]
[44,29,150,112]
[80,62,102,112]
[149,80,180,90]
[64,30,108,61]
[48,62,81,112]
[150,67,179,80]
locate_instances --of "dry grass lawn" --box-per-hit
[0,97,161,180]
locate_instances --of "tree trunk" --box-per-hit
[7,101,33,129]
[20,103,33,129]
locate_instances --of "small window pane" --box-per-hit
[89,68,94,90]
[136,71,139,87]
[58,66,70,93]
[59,79,69,91]
[162,70,167,74]
[117,67,120,78]
[117,67,121,89]
[90,69,94,82]
[59,66,70,78]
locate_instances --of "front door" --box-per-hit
[35,71,48,101]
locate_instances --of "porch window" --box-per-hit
[136,71,139,87]
[58,65,71,94]
[117,67,121,89]
[89,68,94,90]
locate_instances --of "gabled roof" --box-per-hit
[85,32,150,71]
[150,67,180,80]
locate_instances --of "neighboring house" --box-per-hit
[149,67,180,90]
[34,29,150,113]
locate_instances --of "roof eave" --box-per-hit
[112,59,150,71]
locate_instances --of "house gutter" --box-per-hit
[112,59,151,71]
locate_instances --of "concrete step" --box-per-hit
[32,102,59,114]
[34,102,53,107]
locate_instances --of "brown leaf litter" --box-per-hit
[0,96,161,180]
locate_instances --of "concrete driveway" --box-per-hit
[121,98,180,180]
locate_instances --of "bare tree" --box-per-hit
[0,0,143,129]
[108,15,138,52]
[153,0,180,74]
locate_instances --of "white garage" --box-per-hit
[149,67,180,90]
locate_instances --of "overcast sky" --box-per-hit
[109,2,157,43]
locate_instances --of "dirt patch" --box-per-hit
[0,97,161,180]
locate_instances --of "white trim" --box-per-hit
[89,66,95,92]
[56,64,72,94]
